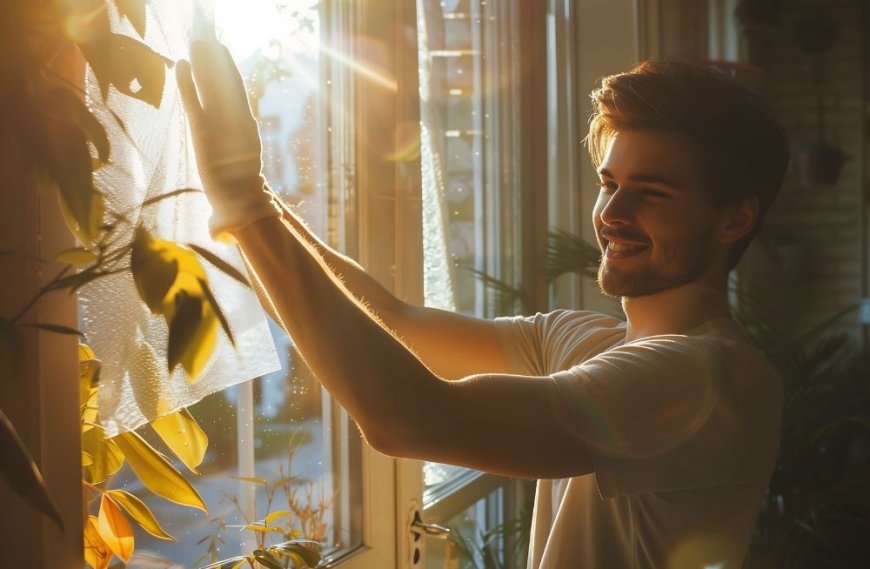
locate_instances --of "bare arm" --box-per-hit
[265,197,508,380]
[233,215,593,478]
[176,42,592,477]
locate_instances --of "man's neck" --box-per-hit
[621,281,732,342]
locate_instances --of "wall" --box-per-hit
[738,0,867,346]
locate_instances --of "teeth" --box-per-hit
[608,242,643,252]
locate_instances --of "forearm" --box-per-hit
[270,197,507,380]
[231,214,444,444]
[273,197,404,315]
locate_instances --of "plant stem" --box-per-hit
[11,265,72,323]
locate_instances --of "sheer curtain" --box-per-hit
[79,0,279,435]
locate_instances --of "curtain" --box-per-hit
[79,0,280,436]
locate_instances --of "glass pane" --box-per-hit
[425,487,530,569]
[418,0,521,317]
[418,1,525,565]
[104,1,363,566]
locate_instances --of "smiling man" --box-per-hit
[178,45,788,568]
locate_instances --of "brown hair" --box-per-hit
[587,60,789,268]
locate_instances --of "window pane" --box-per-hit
[418,1,526,564]
[102,2,363,566]
[419,0,522,318]
[425,487,530,569]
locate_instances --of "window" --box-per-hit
[67,0,416,567]
[416,1,539,566]
[1,1,649,567]
[72,1,371,566]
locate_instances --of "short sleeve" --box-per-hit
[494,310,625,376]
[550,335,781,499]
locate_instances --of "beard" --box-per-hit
[597,232,715,298]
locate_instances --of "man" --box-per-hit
[177,42,787,567]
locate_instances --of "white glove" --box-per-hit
[176,40,281,239]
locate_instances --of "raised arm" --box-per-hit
[176,40,593,478]
[268,197,507,380]
[233,213,592,478]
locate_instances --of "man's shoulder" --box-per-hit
[499,308,625,333]
[495,309,626,374]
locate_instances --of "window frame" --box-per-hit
[0,49,85,567]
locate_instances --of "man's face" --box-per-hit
[592,129,724,298]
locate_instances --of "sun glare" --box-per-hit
[211,0,319,61]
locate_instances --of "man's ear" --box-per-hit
[718,196,758,244]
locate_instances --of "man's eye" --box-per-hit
[642,189,668,198]
[597,182,617,193]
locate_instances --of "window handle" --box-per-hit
[410,511,450,540]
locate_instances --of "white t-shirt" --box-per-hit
[494,310,782,569]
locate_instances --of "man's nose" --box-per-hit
[598,189,634,227]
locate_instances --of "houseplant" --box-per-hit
[0,1,323,567]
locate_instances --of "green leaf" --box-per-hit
[252,549,285,569]
[55,247,98,267]
[188,244,251,288]
[150,408,208,473]
[167,290,204,374]
[131,228,179,314]
[197,556,250,569]
[115,0,148,37]
[0,318,23,385]
[0,409,64,531]
[106,489,175,541]
[72,0,113,100]
[80,33,172,108]
[20,323,83,336]
[113,430,207,511]
[10,92,104,246]
[49,88,110,165]
[199,277,235,347]
[57,188,105,249]
[269,540,322,567]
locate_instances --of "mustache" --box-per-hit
[599,228,648,243]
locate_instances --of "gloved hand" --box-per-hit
[176,40,281,239]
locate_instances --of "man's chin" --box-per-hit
[597,268,661,299]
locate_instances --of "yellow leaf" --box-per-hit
[243,523,275,533]
[81,425,124,484]
[150,408,208,473]
[55,247,97,267]
[130,229,219,381]
[79,343,101,417]
[107,489,175,541]
[264,510,290,525]
[131,228,179,315]
[233,476,268,485]
[113,430,206,511]
[167,290,218,382]
[84,515,113,569]
[81,391,99,425]
[82,451,94,467]
[98,494,135,562]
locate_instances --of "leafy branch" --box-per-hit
[0,0,254,564]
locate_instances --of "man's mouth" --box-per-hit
[602,238,648,259]
[607,241,645,253]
